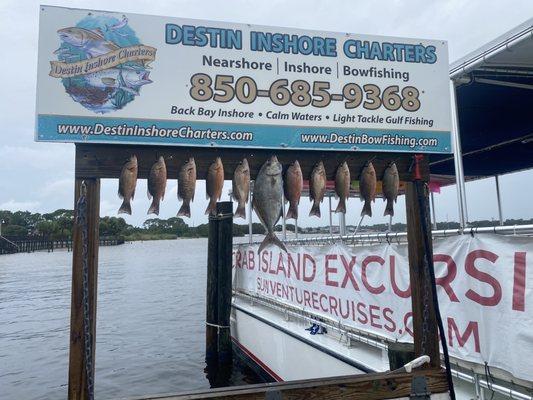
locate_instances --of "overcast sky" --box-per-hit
[1,0,532,228]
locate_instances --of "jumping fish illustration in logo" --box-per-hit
[57,27,119,58]
[84,67,152,96]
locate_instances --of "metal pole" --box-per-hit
[248,182,253,244]
[328,194,333,235]
[430,191,438,230]
[339,212,346,236]
[450,80,469,228]
[0,220,2,236]
[495,175,504,226]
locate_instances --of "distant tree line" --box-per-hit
[1,209,531,241]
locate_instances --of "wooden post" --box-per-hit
[216,201,233,364]
[405,179,440,369]
[68,177,100,400]
[206,209,219,362]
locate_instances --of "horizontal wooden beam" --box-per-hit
[75,144,429,182]
[129,369,448,400]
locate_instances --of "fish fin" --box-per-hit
[361,200,372,217]
[335,199,346,214]
[122,86,140,96]
[131,188,135,200]
[234,202,246,219]
[309,202,321,218]
[258,232,287,255]
[177,202,191,218]
[286,203,298,220]
[147,199,159,215]
[118,200,132,215]
[384,199,394,217]
[118,190,124,200]
[101,77,116,86]
[205,198,216,215]
[147,188,152,200]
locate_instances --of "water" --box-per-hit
[0,239,262,400]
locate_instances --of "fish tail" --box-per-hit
[335,198,346,214]
[177,201,191,218]
[118,199,131,215]
[361,200,372,217]
[258,232,287,254]
[147,199,160,215]
[234,202,246,219]
[286,203,298,220]
[384,199,394,217]
[309,202,321,218]
[205,198,216,215]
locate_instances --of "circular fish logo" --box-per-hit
[50,13,156,114]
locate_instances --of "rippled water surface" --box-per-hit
[0,239,259,400]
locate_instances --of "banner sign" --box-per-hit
[233,234,532,381]
[36,6,452,153]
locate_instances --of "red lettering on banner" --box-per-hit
[513,252,527,312]
[447,317,480,353]
[465,250,502,306]
[403,312,413,337]
[433,254,459,302]
[357,302,368,324]
[389,255,411,298]
[362,256,385,294]
[287,253,301,279]
[303,290,311,307]
[276,253,287,277]
[383,307,396,332]
[340,255,359,290]
[248,251,255,270]
[325,254,339,287]
[311,292,319,310]
[319,294,328,312]
[234,250,241,268]
[261,251,268,272]
[269,252,277,275]
[303,253,316,282]
[329,296,339,316]
[369,304,382,328]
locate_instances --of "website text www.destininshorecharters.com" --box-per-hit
[55,122,441,149]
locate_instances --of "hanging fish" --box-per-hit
[309,161,326,217]
[147,156,167,215]
[335,161,350,214]
[359,161,377,217]
[232,158,250,219]
[205,157,224,215]
[253,156,287,253]
[284,160,303,220]
[117,155,138,215]
[177,158,197,218]
[383,162,400,216]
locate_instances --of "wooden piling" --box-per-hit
[206,209,219,362]
[216,201,233,364]
[68,178,100,400]
[405,178,440,368]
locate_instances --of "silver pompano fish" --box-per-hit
[335,161,350,214]
[309,161,326,217]
[205,157,224,215]
[177,158,196,218]
[253,156,287,254]
[57,27,119,58]
[359,161,377,217]
[84,68,152,96]
[118,155,138,215]
[284,160,303,220]
[382,162,399,216]
[232,158,250,219]
[147,156,167,215]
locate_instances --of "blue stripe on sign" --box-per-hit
[36,114,452,154]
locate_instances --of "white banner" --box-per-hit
[233,234,533,381]
[37,6,451,153]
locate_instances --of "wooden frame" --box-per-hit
[69,143,445,400]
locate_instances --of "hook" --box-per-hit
[470,227,475,237]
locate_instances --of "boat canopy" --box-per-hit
[430,18,533,178]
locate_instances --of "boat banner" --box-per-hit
[36,5,451,153]
[233,234,532,380]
